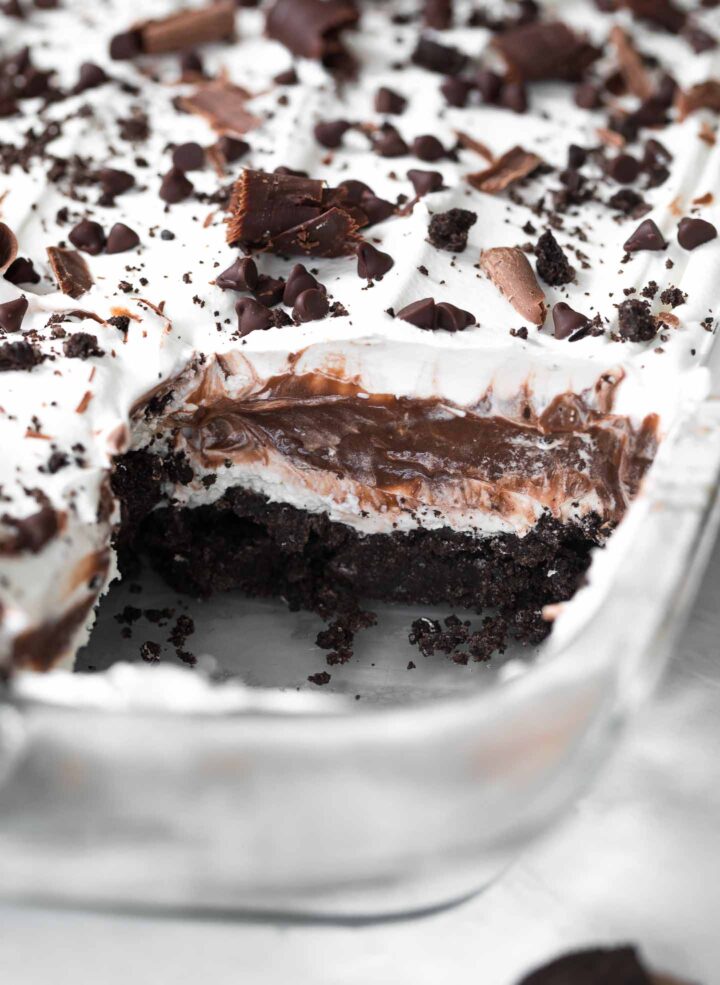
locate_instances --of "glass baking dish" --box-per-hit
[0,378,719,920]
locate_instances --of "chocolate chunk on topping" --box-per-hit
[283,264,320,305]
[552,302,589,340]
[110,2,235,59]
[480,247,547,325]
[63,332,104,360]
[172,142,205,172]
[606,153,641,185]
[0,339,42,372]
[181,81,260,136]
[517,945,660,985]
[227,169,362,258]
[73,62,108,94]
[623,218,667,253]
[0,296,28,334]
[106,223,140,254]
[372,124,409,157]
[622,0,686,33]
[466,145,542,194]
[678,216,718,251]
[428,208,477,253]
[293,288,330,323]
[408,169,444,196]
[216,256,259,292]
[4,257,40,286]
[397,297,475,332]
[159,167,194,204]
[47,247,93,299]
[618,297,657,341]
[412,135,447,162]
[493,21,600,83]
[235,297,273,336]
[423,0,452,29]
[98,168,135,200]
[314,119,352,149]
[375,86,407,115]
[215,136,250,164]
[535,230,574,286]
[69,219,106,256]
[266,0,359,69]
[356,242,394,280]
[411,37,467,76]
[0,222,18,273]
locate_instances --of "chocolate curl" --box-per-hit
[266,0,359,63]
[0,223,18,273]
[493,21,600,83]
[112,2,235,58]
[180,81,260,136]
[467,146,543,194]
[227,170,361,257]
[480,247,547,325]
[46,247,93,299]
[610,26,653,100]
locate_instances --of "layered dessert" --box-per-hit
[0,0,718,672]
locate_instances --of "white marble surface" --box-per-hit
[1,536,719,985]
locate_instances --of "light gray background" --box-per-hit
[1,536,718,985]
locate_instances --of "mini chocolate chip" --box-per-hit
[160,229,176,241]
[69,219,106,256]
[375,86,407,114]
[373,124,408,157]
[293,288,330,322]
[172,142,205,171]
[0,296,28,333]
[428,208,477,252]
[274,67,298,85]
[567,144,587,169]
[109,30,142,60]
[500,81,528,113]
[397,297,436,328]
[476,69,503,104]
[314,119,352,149]
[618,297,657,342]
[159,168,194,204]
[106,223,140,254]
[253,275,286,307]
[552,302,589,339]
[408,169,444,196]
[283,264,320,305]
[574,81,603,109]
[217,256,259,292]
[412,134,446,162]
[435,301,475,331]
[4,257,40,285]
[63,332,104,359]
[623,218,667,252]
[74,62,108,94]
[236,297,272,336]
[678,216,718,250]
[216,135,249,162]
[359,194,395,225]
[99,168,135,198]
[356,242,394,280]
[440,77,472,107]
[606,153,641,184]
[180,49,205,75]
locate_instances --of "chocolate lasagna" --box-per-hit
[0,0,718,672]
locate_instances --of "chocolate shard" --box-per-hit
[480,247,547,325]
[47,247,93,299]
[466,146,543,194]
[623,218,667,252]
[266,0,359,65]
[0,296,28,333]
[678,216,718,250]
[610,25,653,100]
[675,80,720,120]
[181,81,260,136]
[110,2,236,59]
[0,222,18,273]
[397,297,474,331]
[228,169,361,257]
[493,21,600,83]
[552,302,589,340]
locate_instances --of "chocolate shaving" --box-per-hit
[47,247,93,299]
[227,169,361,257]
[181,82,260,136]
[493,21,600,83]
[112,2,235,58]
[480,247,547,325]
[0,222,18,273]
[266,0,359,67]
[610,26,653,100]
[466,146,542,194]
[675,80,720,121]
[454,131,494,162]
